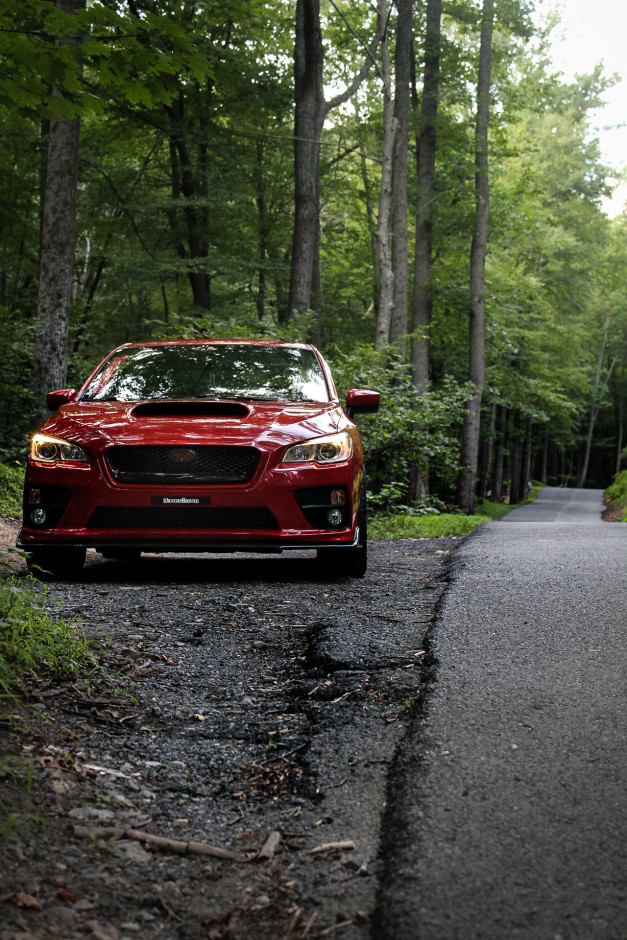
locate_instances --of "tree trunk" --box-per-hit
[374,0,395,349]
[31,0,84,426]
[287,0,323,322]
[616,331,625,475]
[478,401,496,499]
[456,0,494,513]
[388,0,413,351]
[255,139,268,322]
[492,404,507,501]
[289,0,383,324]
[576,311,616,487]
[519,415,533,500]
[167,93,211,311]
[509,411,522,503]
[357,128,379,319]
[411,0,441,386]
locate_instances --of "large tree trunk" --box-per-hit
[411,0,441,386]
[289,0,383,324]
[287,0,324,322]
[406,0,441,502]
[456,0,494,513]
[374,0,395,349]
[388,0,413,351]
[31,0,84,426]
[167,93,211,311]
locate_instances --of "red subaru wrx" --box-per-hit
[18,340,379,578]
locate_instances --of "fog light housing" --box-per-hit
[327,508,344,527]
[30,507,47,526]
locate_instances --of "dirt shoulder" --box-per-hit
[1,520,459,940]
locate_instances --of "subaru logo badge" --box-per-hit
[169,448,196,464]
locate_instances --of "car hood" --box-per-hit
[38,399,350,453]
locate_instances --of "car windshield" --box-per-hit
[80,344,330,404]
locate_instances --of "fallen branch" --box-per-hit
[309,841,355,855]
[72,825,245,860]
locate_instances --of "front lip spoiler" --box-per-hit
[16,529,361,555]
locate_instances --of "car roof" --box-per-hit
[113,339,315,350]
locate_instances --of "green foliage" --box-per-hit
[605,471,627,521]
[0,0,624,499]
[369,512,492,539]
[0,577,91,694]
[0,464,23,520]
[329,345,473,500]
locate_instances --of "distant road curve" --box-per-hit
[503,486,606,524]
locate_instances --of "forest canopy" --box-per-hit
[1,0,625,508]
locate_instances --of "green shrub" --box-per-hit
[0,463,23,520]
[605,470,627,520]
[0,577,91,695]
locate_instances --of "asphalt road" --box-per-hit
[374,488,627,940]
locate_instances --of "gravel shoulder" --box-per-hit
[1,523,459,940]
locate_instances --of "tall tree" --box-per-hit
[456,0,494,513]
[288,0,383,323]
[411,0,441,385]
[31,0,85,425]
[387,0,413,349]
[374,0,395,349]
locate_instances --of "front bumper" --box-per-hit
[19,459,363,553]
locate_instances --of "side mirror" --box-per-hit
[47,388,77,410]
[345,388,380,418]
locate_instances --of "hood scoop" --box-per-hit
[132,401,249,419]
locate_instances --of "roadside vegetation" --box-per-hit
[0,577,92,697]
[605,470,627,521]
[369,486,543,539]
[0,463,22,521]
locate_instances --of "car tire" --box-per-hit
[26,547,86,580]
[318,480,368,578]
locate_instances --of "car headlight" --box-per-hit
[282,432,353,465]
[31,433,89,464]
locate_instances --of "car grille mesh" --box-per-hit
[87,506,278,531]
[105,446,260,484]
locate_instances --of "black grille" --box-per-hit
[87,506,278,530]
[105,446,260,484]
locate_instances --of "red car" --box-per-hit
[18,340,379,578]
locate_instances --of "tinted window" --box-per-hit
[80,345,330,404]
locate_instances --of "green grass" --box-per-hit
[369,512,491,539]
[605,470,627,520]
[370,485,543,540]
[0,463,23,520]
[0,576,92,696]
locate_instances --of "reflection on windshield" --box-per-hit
[81,345,330,404]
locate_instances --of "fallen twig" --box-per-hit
[72,825,245,860]
[320,919,354,936]
[309,840,355,855]
[257,830,281,860]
